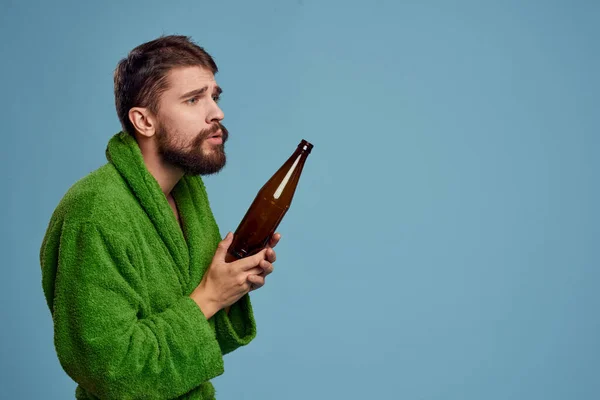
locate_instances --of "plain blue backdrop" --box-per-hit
[1,0,598,399]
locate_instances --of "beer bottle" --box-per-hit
[227,139,314,259]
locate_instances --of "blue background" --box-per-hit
[1,0,598,398]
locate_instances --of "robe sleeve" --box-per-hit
[52,221,224,400]
[212,293,257,355]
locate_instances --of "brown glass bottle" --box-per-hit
[227,139,314,259]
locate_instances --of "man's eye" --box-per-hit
[212,95,220,103]
[187,97,199,104]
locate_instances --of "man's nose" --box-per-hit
[207,103,224,123]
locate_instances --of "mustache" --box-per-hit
[200,122,229,141]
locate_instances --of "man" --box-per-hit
[39,35,278,400]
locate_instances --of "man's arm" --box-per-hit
[52,221,225,400]
[210,233,280,355]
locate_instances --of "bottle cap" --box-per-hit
[299,139,314,153]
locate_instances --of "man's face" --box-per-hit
[154,66,229,176]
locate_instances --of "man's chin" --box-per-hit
[185,163,226,176]
[184,155,227,176]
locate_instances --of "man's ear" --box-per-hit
[129,107,157,138]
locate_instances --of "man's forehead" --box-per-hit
[166,66,218,93]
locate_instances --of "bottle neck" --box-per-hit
[298,139,313,155]
[274,150,305,199]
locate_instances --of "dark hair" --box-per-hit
[113,35,218,135]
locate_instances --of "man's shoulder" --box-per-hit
[49,163,137,229]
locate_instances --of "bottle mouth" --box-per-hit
[299,139,314,153]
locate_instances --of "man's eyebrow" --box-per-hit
[179,86,208,99]
[179,85,222,99]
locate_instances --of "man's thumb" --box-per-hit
[216,232,234,258]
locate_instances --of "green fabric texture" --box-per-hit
[40,131,257,399]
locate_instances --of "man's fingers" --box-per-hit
[260,259,274,276]
[237,248,268,271]
[245,260,272,277]
[215,232,234,260]
[247,274,264,285]
[246,259,274,292]
[268,233,281,249]
[246,266,263,276]
[247,274,265,290]
[266,248,277,263]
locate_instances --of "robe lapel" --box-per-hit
[106,132,191,285]
[172,176,222,290]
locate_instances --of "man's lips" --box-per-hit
[206,130,223,144]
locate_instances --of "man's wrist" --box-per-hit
[190,284,221,320]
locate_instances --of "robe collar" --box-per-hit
[105,131,193,281]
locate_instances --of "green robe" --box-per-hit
[40,131,256,399]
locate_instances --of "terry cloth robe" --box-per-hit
[40,131,256,400]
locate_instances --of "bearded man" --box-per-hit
[40,35,279,400]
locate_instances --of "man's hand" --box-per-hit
[189,232,274,319]
[247,232,280,291]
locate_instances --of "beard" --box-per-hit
[156,121,229,176]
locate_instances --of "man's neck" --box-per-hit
[136,136,184,197]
